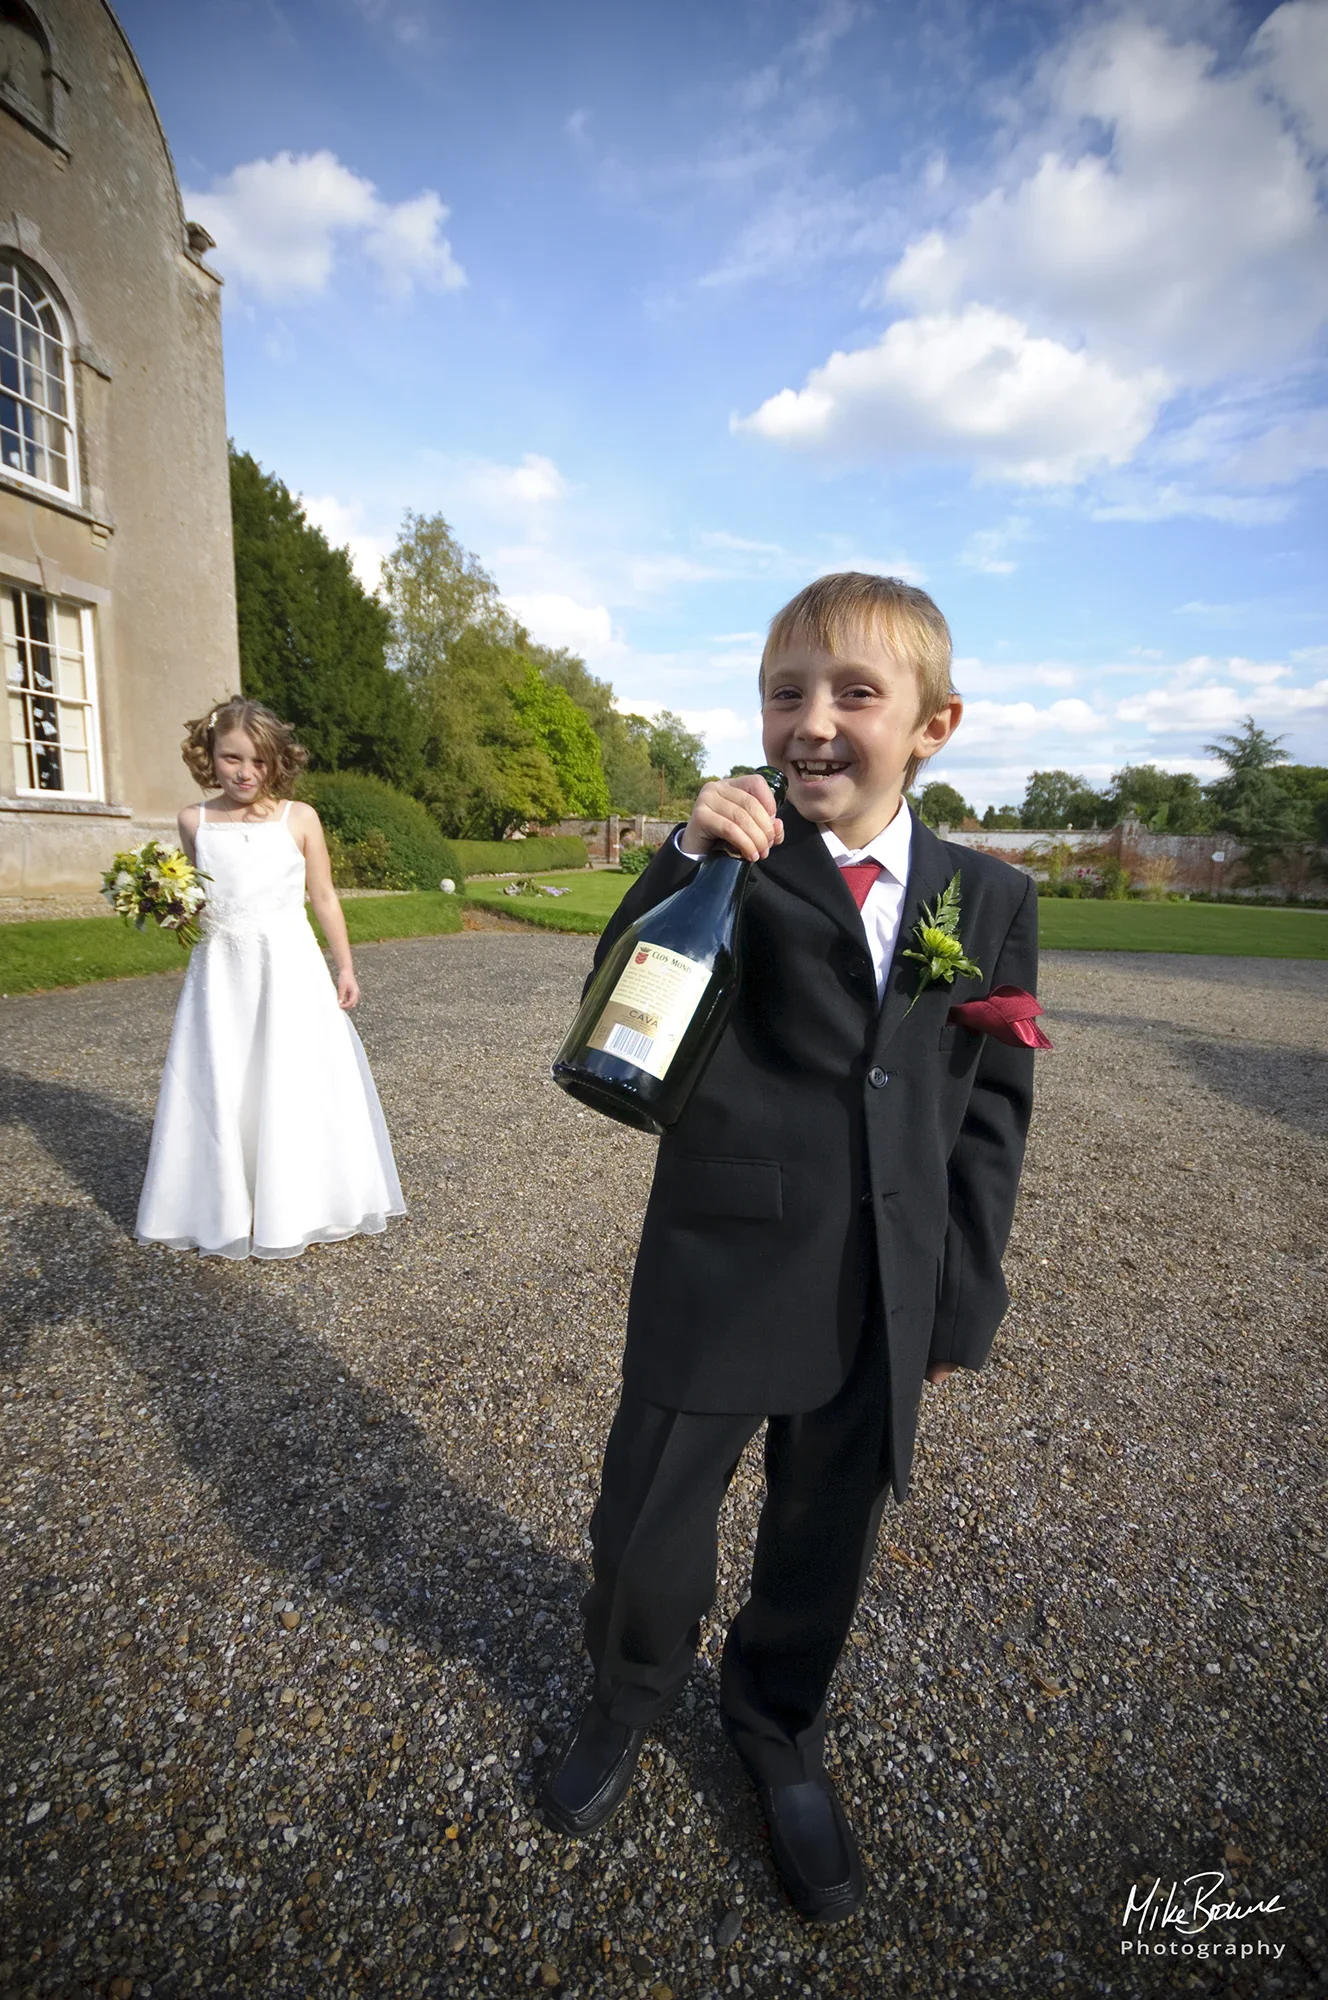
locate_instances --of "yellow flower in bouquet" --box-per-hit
[101,840,210,949]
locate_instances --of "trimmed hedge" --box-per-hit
[300,773,465,891]
[451,835,588,875]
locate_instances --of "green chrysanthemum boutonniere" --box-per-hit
[902,872,982,1015]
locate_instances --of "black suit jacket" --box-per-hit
[588,803,1038,1501]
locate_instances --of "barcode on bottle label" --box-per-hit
[587,941,712,1081]
[603,1023,656,1065]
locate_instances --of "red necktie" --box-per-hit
[838,858,883,911]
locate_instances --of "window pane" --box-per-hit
[1,393,20,470]
[0,343,16,395]
[57,701,87,749]
[61,748,90,793]
[9,693,34,787]
[55,602,82,660]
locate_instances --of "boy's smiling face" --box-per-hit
[761,623,962,849]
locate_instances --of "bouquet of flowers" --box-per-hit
[101,840,210,949]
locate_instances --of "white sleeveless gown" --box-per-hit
[136,801,406,1260]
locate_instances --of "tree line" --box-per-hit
[229,447,707,838]
[913,726,1328,864]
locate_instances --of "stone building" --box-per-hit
[1,0,238,895]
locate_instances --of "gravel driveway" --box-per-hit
[1,936,1325,2000]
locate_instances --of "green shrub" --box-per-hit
[451,835,588,875]
[300,773,465,891]
[618,843,657,877]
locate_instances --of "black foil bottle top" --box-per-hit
[756,765,788,811]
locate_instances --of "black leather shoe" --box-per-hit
[538,1702,646,1836]
[758,1775,866,1923]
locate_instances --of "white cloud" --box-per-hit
[961,516,1034,575]
[953,655,1077,693]
[184,150,466,301]
[954,696,1104,751]
[888,12,1328,380]
[462,453,568,511]
[503,592,625,663]
[735,305,1169,484]
[1116,674,1328,734]
[735,6,1328,500]
[299,492,389,592]
[1254,0,1328,156]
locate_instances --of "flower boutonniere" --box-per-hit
[902,872,981,1014]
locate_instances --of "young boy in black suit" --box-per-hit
[539,573,1041,1923]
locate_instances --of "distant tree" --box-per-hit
[381,514,604,834]
[728,764,758,778]
[981,804,1022,830]
[1202,717,1314,875]
[1275,766,1328,844]
[536,648,656,811]
[1203,717,1287,774]
[381,510,513,693]
[1108,763,1212,834]
[1020,769,1111,829]
[408,626,565,837]
[915,779,972,828]
[645,710,707,810]
[229,446,420,785]
[513,667,610,817]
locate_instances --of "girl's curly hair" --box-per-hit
[182,698,309,797]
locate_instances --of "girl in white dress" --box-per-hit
[136,698,406,1260]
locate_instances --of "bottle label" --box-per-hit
[587,941,712,1081]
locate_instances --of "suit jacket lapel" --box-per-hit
[872,816,958,1058]
[757,801,869,953]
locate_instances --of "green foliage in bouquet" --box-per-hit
[101,841,209,949]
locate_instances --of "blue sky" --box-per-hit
[120,0,1328,809]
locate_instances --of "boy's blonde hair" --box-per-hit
[761,573,955,791]
[182,697,309,797]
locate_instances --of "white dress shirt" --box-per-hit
[819,805,913,1001]
[675,801,914,1003]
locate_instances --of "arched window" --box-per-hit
[0,0,51,128]
[0,259,77,499]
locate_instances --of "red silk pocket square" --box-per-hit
[947,984,1053,1050]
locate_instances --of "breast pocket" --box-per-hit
[657,1154,784,1221]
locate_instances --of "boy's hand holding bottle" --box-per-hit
[682,772,785,862]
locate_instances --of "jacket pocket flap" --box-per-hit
[663,1155,783,1221]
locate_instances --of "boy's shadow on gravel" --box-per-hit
[1051,1009,1328,1139]
[0,1065,744,1822]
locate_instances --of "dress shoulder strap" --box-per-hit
[198,800,207,823]
[279,799,293,824]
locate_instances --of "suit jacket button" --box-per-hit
[868,1066,889,1089]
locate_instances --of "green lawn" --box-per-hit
[464,869,633,934]
[0,916,188,994]
[1036,898,1327,957]
[0,892,464,997]
[468,871,1328,958]
[4,879,1323,996]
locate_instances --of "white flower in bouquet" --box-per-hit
[101,840,210,948]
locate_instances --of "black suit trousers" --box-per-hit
[581,1294,893,1785]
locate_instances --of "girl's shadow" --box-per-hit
[0,1066,741,1814]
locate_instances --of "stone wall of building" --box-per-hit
[0,0,239,894]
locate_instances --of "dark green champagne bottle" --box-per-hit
[551,768,786,1135]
